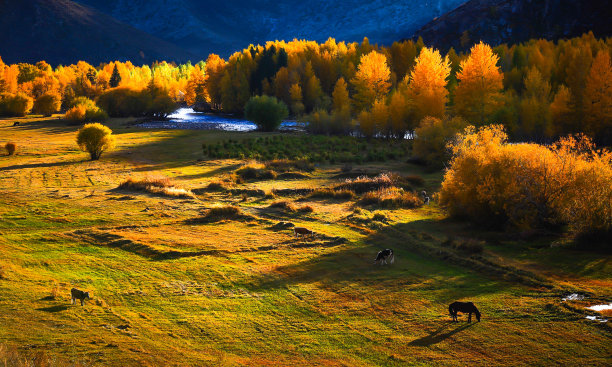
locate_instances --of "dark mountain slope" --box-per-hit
[413,0,612,52]
[76,0,466,57]
[0,0,196,65]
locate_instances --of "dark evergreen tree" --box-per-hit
[110,64,121,88]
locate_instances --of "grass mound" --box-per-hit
[442,237,485,255]
[269,201,314,213]
[335,173,394,194]
[189,206,245,223]
[118,177,195,198]
[234,162,277,182]
[359,187,423,209]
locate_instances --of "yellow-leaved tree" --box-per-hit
[405,47,450,122]
[583,51,612,142]
[351,51,391,112]
[454,42,503,124]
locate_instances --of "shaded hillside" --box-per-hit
[76,0,466,57]
[413,0,612,52]
[0,0,196,65]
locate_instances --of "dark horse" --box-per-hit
[449,301,481,322]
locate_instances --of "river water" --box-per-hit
[136,108,303,132]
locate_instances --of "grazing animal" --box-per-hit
[294,227,314,238]
[449,301,481,322]
[421,190,430,205]
[12,121,20,126]
[374,249,394,265]
[71,288,91,306]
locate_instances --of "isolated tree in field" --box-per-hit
[454,42,503,124]
[584,51,612,141]
[5,142,16,156]
[76,123,115,160]
[405,47,451,122]
[244,95,289,132]
[351,51,391,111]
[110,64,122,88]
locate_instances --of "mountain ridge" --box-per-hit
[0,0,196,65]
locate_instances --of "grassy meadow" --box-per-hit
[0,115,611,366]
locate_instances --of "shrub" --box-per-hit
[244,95,289,132]
[32,93,61,116]
[5,142,16,156]
[76,123,114,160]
[118,176,194,198]
[335,173,394,194]
[0,92,33,117]
[359,187,422,208]
[413,115,468,167]
[65,97,107,124]
[439,126,612,240]
[235,163,277,181]
[306,108,353,135]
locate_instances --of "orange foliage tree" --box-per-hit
[405,47,450,123]
[351,51,391,112]
[454,42,504,125]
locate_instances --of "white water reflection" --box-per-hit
[137,108,303,132]
[586,303,612,312]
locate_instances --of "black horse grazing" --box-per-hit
[449,301,481,322]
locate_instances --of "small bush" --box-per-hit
[76,123,114,160]
[359,187,422,208]
[118,177,194,198]
[244,95,289,132]
[5,142,16,156]
[32,93,61,116]
[0,92,33,117]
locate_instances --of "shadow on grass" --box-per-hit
[37,305,69,313]
[408,322,475,346]
[0,160,79,171]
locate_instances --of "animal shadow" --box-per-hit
[37,305,70,313]
[408,322,474,346]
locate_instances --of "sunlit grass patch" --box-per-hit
[188,205,249,223]
[359,187,423,209]
[117,176,195,198]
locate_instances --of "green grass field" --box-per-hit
[0,115,610,366]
